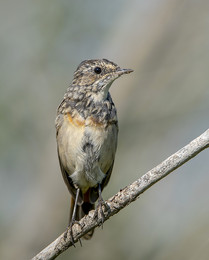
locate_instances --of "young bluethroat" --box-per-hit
[55,59,133,241]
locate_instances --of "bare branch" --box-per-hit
[32,129,209,260]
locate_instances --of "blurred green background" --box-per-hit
[1,0,209,259]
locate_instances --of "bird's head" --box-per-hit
[72,59,133,101]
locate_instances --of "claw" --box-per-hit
[64,188,82,247]
[93,184,110,227]
[64,220,83,247]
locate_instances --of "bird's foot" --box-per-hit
[93,196,110,228]
[64,220,83,247]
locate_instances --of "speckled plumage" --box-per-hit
[55,59,133,240]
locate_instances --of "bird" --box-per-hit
[55,59,133,241]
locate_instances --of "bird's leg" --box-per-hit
[65,188,81,246]
[93,184,110,227]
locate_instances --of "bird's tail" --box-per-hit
[69,197,95,240]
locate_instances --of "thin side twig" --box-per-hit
[32,129,209,260]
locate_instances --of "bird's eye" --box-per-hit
[94,67,102,74]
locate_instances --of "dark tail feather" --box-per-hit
[69,197,95,240]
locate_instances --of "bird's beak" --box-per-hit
[116,68,134,76]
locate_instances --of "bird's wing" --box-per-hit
[55,113,84,204]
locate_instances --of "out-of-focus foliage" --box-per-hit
[1,0,209,259]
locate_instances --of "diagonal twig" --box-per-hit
[32,129,209,260]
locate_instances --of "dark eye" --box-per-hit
[94,67,102,74]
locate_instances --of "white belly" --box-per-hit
[57,115,117,193]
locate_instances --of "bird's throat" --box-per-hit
[91,81,113,103]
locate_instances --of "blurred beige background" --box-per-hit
[1,0,209,259]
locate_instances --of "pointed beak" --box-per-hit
[116,68,134,76]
